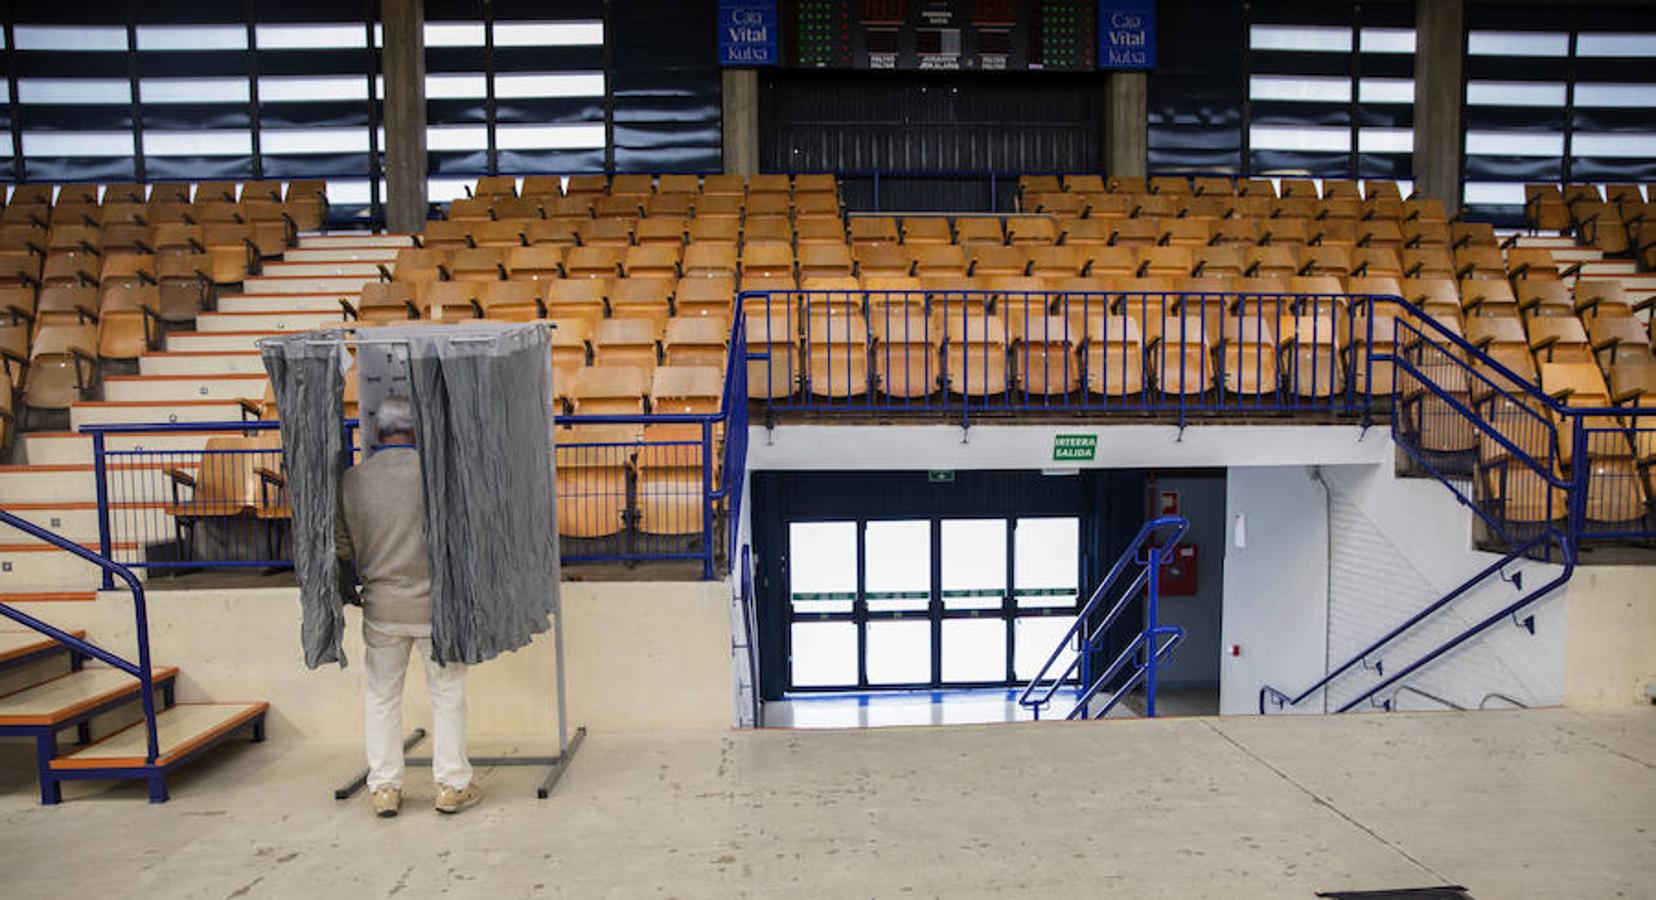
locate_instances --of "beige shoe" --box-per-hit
[434,782,481,815]
[370,786,402,818]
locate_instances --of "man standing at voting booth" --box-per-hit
[261,322,565,818]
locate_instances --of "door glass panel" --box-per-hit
[865,620,931,685]
[789,521,855,613]
[1014,616,1078,682]
[941,518,1006,610]
[865,520,930,612]
[1014,517,1079,609]
[791,622,856,687]
[941,618,1006,682]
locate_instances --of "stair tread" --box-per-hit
[0,592,99,603]
[50,701,267,769]
[0,666,178,725]
[0,629,87,666]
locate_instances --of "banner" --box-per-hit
[718,0,780,67]
[1098,0,1156,70]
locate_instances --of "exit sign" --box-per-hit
[928,470,955,483]
[1052,434,1097,461]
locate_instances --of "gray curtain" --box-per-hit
[384,323,561,665]
[260,330,358,669]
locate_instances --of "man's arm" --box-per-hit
[334,481,354,562]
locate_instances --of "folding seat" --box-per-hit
[1298,246,1350,278]
[577,218,633,248]
[1401,247,1454,279]
[1345,274,1403,303]
[572,365,650,416]
[154,253,212,323]
[1403,277,1462,317]
[1113,276,1175,345]
[1191,176,1234,197]
[2,203,49,229]
[1280,317,1345,398]
[1062,175,1105,194]
[1027,245,1083,278]
[794,192,840,217]
[862,275,926,322]
[1322,181,1360,201]
[1087,193,1133,220]
[551,317,594,371]
[635,215,688,247]
[1256,217,1306,247]
[1539,362,1645,523]
[1134,246,1192,279]
[849,217,901,246]
[1133,195,1180,220]
[1217,316,1278,397]
[565,175,609,198]
[1401,219,1450,250]
[1007,218,1058,245]
[1084,246,1136,279]
[350,282,420,323]
[592,194,644,223]
[740,273,797,295]
[1079,308,1143,397]
[794,215,846,246]
[526,219,579,247]
[745,193,792,220]
[1309,220,1358,250]
[1514,280,1572,317]
[1213,217,1265,248]
[47,203,99,232]
[741,241,795,278]
[1009,312,1081,396]
[9,184,54,206]
[1172,276,1236,336]
[1527,316,1593,365]
[662,316,729,369]
[565,246,625,278]
[687,217,740,246]
[970,245,1030,278]
[854,243,913,279]
[553,423,636,537]
[475,281,544,321]
[96,285,160,361]
[1459,279,1519,317]
[677,276,735,318]
[472,219,528,249]
[1148,314,1214,397]
[1466,316,1540,401]
[1244,245,1299,279]
[654,174,701,196]
[546,196,595,219]
[421,219,474,250]
[1155,220,1207,249]
[1349,247,1402,279]
[1058,219,1112,247]
[622,240,686,286]
[1181,196,1227,219]
[447,197,495,223]
[650,365,724,415]
[1030,192,1088,217]
[954,217,1006,247]
[99,251,156,293]
[47,224,102,258]
[695,193,744,220]
[1450,221,1497,250]
[419,281,481,321]
[284,180,329,231]
[1321,199,1364,225]
[517,175,563,201]
[593,318,662,369]
[1107,175,1147,194]
[609,277,674,322]
[797,243,854,280]
[1574,280,1647,318]
[805,312,869,397]
[1504,247,1559,280]
[241,201,297,257]
[1192,246,1245,278]
[1609,357,1656,405]
[1363,197,1405,223]
[101,182,145,205]
[387,247,447,283]
[1347,300,1401,397]
[1100,218,1153,248]
[22,322,98,415]
[643,193,693,217]
[1272,198,1317,221]
[743,305,797,398]
[36,285,100,328]
[742,174,787,196]
[1356,219,1403,250]
[1022,175,1063,195]
[447,248,508,282]
[546,278,609,321]
[42,251,100,287]
[939,313,1007,397]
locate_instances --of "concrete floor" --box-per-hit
[1,708,1653,899]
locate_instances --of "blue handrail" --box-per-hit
[0,509,160,764]
[1017,514,1188,718]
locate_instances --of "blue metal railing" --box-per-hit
[1017,514,1189,721]
[0,509,161,764]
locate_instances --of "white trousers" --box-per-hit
[363,620,472,792]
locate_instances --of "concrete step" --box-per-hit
[50,701,268,771]
[216,294,352,314]
[139,352,265,377]
[71,400,248,429]
[0,667,179,727]
[297,233,413,249]
[164,331,276,353]
[240,276,374,295]
[1579,261,1638,277]
[260,261,384,278]
[101,374,268,403]
[23,430,231,466]
[0,629,87,668]
[280,247,401,264]
[0,463,199,505]
[194,311,345,333]
[0,503,105,541]
[0,542,138,591]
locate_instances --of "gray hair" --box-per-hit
[377,395,417,438]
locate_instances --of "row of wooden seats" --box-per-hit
[1018,174,1409,201]
[354,274,749,323]
[1524,183,1650,258]
[552,363,725,417]
[465,173,837,200]
[555,422,722,539]
[3,180,327,232]
[1019,193,1450,228]
[447,190,841,223]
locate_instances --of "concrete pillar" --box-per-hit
[1106,72,1148,178]
[381,0,428,233]
[722,69,760,176]
[1413,0,1464,211]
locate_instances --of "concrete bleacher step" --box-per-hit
[48,701,268,772]
[0,629,86,668]
[0,503,105,541]
[101,373,268,403]
[0,542,139,590]
[216,294,354,314]
[0,667,179,728]
[260,261,384,279]
[240,275,377,295]
[193,311,346,333]
[297,233,413,249]
[164,331,278,353]
[24,430,223,466]
[280,246,402,264]
[140,351,266,377]
[72,400,249,428]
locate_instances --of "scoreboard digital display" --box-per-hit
[784,0,1100,71]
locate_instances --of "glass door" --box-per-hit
[939,519,1009,683]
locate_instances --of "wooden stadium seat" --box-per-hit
[526,219,579,247]
[677,276,734,318]
[942,314,1008,397]
[1513,280,1572,317]
[1363,197,1405,223]
[555,424,636,538]
[1254,217,1302,247]
[623,245,682,278]
[1110,218,1161,247]
[800,276,863,318]
[421,281,480,321]
[96,287,159,361]
[577,218,633,248]
[742,216,792,246]
[746,193,791,219]
[42,251,99,287]
[794,192,841,217]
[633,423,711,537]
[664,316,729,369]
[744,308,797,399]
[610,277,674,322]
[741,242,795,278]
[794,216,846,245]
[1192,246,1246,278]
[850,217,900,245]
[545,196,594,219]
[806,313,869,397]
[506,245,565,282]
[655,174,701,196]
[1281,318,1345,397]
[868,313,939,398]
[746,174,789,195]
[741,273,797,295]
[1088,194,1134,219]
[1134,195,1179,219]
[154,253,212,323]
[1219,316,1278,396]
[798,243,854,280]
[1007,218,1058,245]
[1162,219,1213,248]
[1109,175,1148,194]
[1148,314,1212,396]
[971,246,1031,278]
[854,244,913,278]
[650,365,724,415]
[954,217,1006,246]
[47,224,101,256]
[447,247,508,282]
[1059,219,1112,247]
[36,285,100,327]
[1348,300,1400,396]
[1084,246,1136,278]
[353,282,420,322]
[636,216,689,247]
[1010,313,1081,395]
[551,316,593,369]
[1135,246,1192,279]
[863,276,926,320]
[472,219,528,249]
[643,193,692,217]
[594,318,661,368]
[1403,277,1462,317]
[573,365,650,415]
[1526,315,1592,365]
[1588,316,1648,367]
[566,246,625,278]
[1192,176,1234,196]
[1466,316,1539,400]
[1031,192,1087,216]
[1028,246,1083,278]
[1575,280,1649,317]
[547,278,608,321]
[23,322,97,413]
[1244,246,1299,279]
[389,247,448,283]
[447,197,494,223]
[686,218,739,246]
[794,173,838,196]
[1022,175,1062,195]
[1351,247,1402,279]
[924,275,990,322]
[1401,247,1454,279]
[1458,278,1518,317]
[695,193,744,220]
[1298,246,1350,278]
[683,243,739,278]
[476,281,544,321]
[1609,358,1656,405]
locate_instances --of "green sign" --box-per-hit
[1052,433,1097,461]
[928,470,955,483]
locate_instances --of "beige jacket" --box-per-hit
[335,448,433,635]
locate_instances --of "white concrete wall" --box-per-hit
[1565,567,1656,706]
[8,580,733,740]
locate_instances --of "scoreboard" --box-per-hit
[783,0,1101,72]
